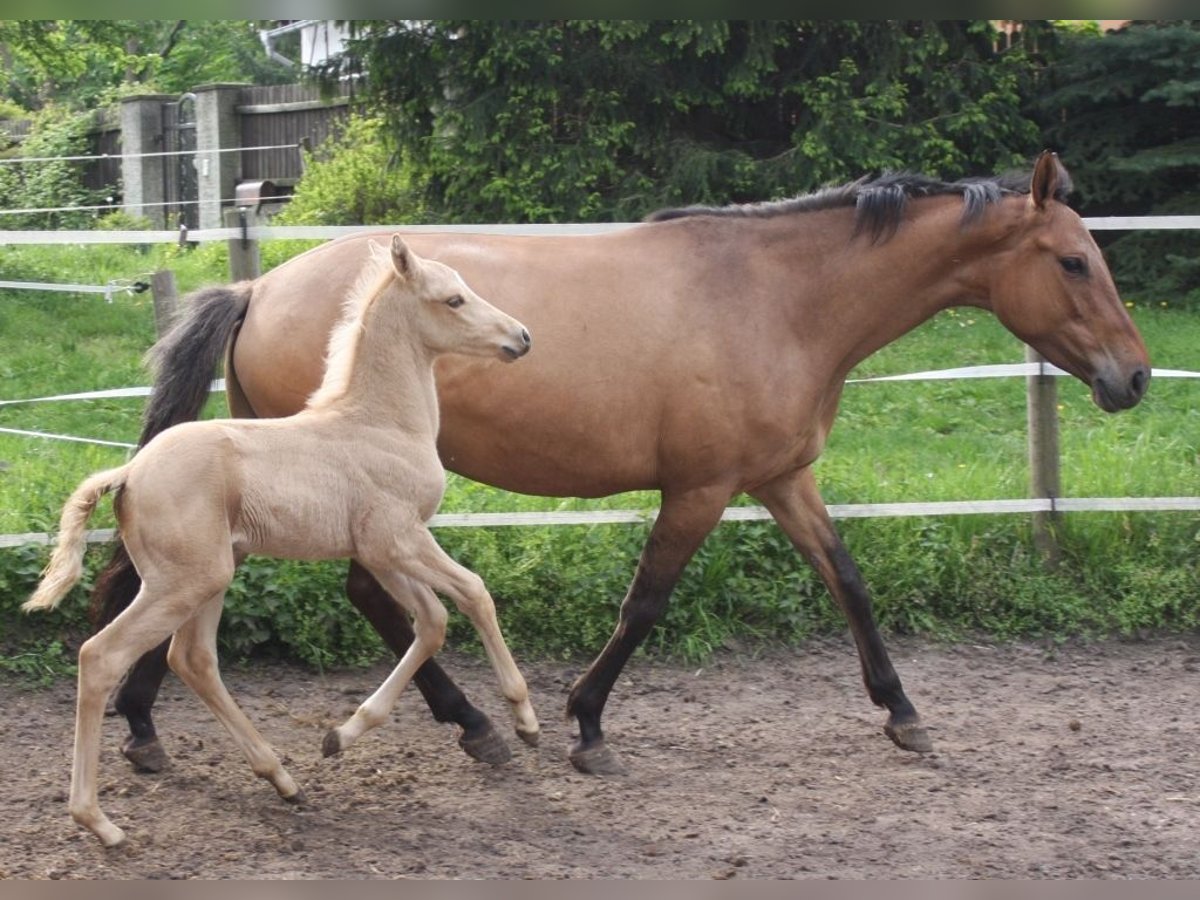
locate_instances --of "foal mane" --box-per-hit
[645,164,1073,243]
[305,245,393,410]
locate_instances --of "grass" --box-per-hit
[1,241,1197,674]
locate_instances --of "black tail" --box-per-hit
[89,283,253,626]
[138,284,253,448]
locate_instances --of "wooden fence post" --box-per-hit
[1025,344,1062,565]
[224,206,262,282]
[150,269,179,338]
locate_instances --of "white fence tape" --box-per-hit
[5,496,1200,550]
[1,368,1197,450]
[0,426,135,449]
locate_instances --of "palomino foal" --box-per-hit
[24,235,538,847]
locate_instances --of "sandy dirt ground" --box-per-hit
[2,634,1199,880]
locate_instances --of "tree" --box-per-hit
[0,21,291,113]
[1036,21,1200,304]
[323,20,1044,223]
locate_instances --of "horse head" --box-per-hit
[988,152,1150,412]
[387,235,532,363]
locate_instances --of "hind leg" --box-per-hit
[167,595,302,802]
[71,585,210,847]
[91,543,174,773]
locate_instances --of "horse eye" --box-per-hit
[446,295,465,309]
[1060,256,1088,277]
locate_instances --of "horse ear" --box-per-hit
[1029,150,1060,211]
[390,234,413,279]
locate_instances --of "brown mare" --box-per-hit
[27,237,536,846]
[92,152,1149,777]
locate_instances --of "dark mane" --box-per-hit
[644,164,1073,243]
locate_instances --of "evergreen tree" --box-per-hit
[327,20,1044,223]
[1037,21,1200,304]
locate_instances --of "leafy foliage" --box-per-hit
[274,113,425,226]
[1036,22,1200,307]
[0,21,291,113]
[0,104,108,228]
[324,20,1043,223]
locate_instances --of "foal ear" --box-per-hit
[1029,150,1060,211]
[390,234,413,279]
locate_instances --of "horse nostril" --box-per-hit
[1131,366,1149,398]
[520,328,532,348]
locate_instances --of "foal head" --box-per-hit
[987,151,1150,412]
[380,234,532,363]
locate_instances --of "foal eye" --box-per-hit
[446,295,465,309]
[1059,256,1088,277]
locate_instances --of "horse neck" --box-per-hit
[319,299,442,440]
[787,198,1023,377]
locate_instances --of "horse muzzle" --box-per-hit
[500,327,533,362]
[1092,364,1150,412]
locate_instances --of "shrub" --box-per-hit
[275,112,426,227]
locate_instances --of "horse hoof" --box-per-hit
[121,737,171,773]
[883,719,933,753]
[569,740,627,776]
[283,788,308,806]
[458,727,512,766]
[321,729,344,758]
[517,727,540,748]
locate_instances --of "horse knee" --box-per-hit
[166,638,215,682]
[414,602,448,652]
[77,635,123,692]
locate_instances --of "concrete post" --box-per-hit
[193,83,247,231]
[119,95,175,228]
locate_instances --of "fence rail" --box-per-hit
[1,218,1196,553]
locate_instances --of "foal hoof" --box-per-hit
[283,788,308,806]
[568,739,627,776]
[121,736,171,773]
[458,727,512,766]
[321,729,344,758]
[883,719,934,754]
[517,727,540,749]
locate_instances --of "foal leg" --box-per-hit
[91,543,174,772]
[750,466,931,752]
[70,587,208,847]
[390,531,539,746]
[566,486,731,775]
[167,595,302,803]
[323,566,449,756]
[345,562,510,764]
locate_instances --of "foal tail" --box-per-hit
[88,283,253,629]
[24,466,130,612]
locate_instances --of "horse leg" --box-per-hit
[70,585,210,847]
[167,594,303,803]
[345,562,510,764]
[750,466,931,752]
[382,531,539,746]
[91,543,174,773]
[566,486,731,775]
[323,564,450,756]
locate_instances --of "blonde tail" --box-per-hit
[23,466,129,612]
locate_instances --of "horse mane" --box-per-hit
[644,163,1073,243]
[306,244,393,410]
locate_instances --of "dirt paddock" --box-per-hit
[2,634,1198,879]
